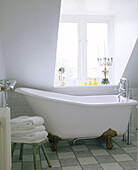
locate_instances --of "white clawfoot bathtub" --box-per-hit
[15,88,138,139]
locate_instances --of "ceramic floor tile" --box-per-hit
[22,161,41,170]
[41,147,53,153]
[113,135,123,139]
[91,149,109,156]
[84,139,100,145]
[44,142,51,148]
[57,146,72,153]
[112,154,133,162]
[74,150,92,158]
[58,140,70,146]
[41,160,60,168]
[100,162,123,170]
[107,148,125,155]
[82,164,103,170]
[13,149,20,155]
[47,153,59,160]
[78,157,98,165]
[95,155,115,164]
[112,136,123,142]
[11,143,20,149]
[23,154,40,161]
[130,136,137,141]
[11,163,21,170]
[71,145,88,151]
[42,168,62,170]
[122,146,137,153]
[119,160,137,170]
[58,152,75,159]
[87,144,104,150]
[128,152,137,160]
[40,152,58,160]
[94,138,104,141]
[60,158,79,167]
[115,141,134,148]
[12,155,22,163]
[49,160,61,168]
[62,166,82,170]
[11,131,137,170]
[102,142,120,149]
[23,148,38,155]
[131,141,137,146]
[24,144,32,149]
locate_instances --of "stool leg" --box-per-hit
[19,143,24,160]
[33,145,37,170]
[41,144,52,167]
[12,143,17,157]
[122,132,126,141]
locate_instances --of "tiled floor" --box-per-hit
[11,132,137,170]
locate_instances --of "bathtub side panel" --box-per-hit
[25,95,131,139]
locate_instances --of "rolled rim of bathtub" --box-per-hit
[14,87,138,107]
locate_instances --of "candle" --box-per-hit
[97,45,100,58]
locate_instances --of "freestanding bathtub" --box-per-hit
[15,87,138,140]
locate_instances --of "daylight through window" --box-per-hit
[54,16,113,86]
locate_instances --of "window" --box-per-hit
[54,16,113,86]
[56,23,78,79]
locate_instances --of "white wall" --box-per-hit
[113,1,138,84]
[0,34,6,79]
[0,34,6,107]
[0,0,61,90]
[123,39,138,88]
[61,0,135,16]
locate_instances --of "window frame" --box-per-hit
[56,15,114,85]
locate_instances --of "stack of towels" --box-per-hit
[11,116,48,143]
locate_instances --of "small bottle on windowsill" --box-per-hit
[88,80,92,85]
[84,82,87,86]
[93,78,98,85]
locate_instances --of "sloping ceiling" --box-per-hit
[0,0,61,90]
[123,39,138,88]
[61,0,136,16]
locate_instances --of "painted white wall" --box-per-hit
[0,34,6,79]
[0,34,6,107]
[113,1,138,84]
[123,39,138,88]
[0,0,61,90]
[61,0,135,16]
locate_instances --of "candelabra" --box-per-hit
[97,57,113,84]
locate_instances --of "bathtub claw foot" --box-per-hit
[48,133,62,151]
[101,128,117,150]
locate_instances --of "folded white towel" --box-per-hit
[11,125,46,136]
[11,116,44,129]
[11,131,48,144]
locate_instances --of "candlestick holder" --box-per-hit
[97,57,113,84]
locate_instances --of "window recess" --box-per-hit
[54,16,113,86]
